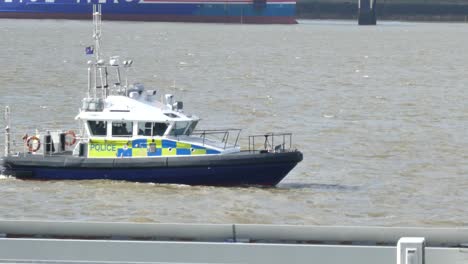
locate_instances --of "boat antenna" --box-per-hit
[91,4,109,99]
[92,4,102,62]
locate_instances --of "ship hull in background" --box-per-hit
[0,0,297,24]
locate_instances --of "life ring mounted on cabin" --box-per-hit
[65,130,77,146]
[26,136,41,153]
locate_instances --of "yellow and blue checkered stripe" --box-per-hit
[88,138,220,158]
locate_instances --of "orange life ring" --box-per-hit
[26,136,41,153]
[65,130,77,146]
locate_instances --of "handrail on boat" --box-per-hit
[3,129,82,157]
[248,132,293,153]
[192,129,242,150]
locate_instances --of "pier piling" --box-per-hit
[358,0,377,25]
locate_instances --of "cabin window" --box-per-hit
[153,123,168,136]
[169,121,190,136]
[138,122,152,136]
[88,121,107,136]
[137,122,168,137]
[112,121,133,137]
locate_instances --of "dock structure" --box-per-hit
[358,0,377,25]
[0,220,468,263]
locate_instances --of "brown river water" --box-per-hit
[0,19,468,226]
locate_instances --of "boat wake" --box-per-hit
[0,175,11,180]
[0,163,14,180]
[0,171,13,180]
[279,183,360,192]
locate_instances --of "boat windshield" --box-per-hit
[169,121,191,136]
[186,120,198,135]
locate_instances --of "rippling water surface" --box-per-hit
[1,19,468,226]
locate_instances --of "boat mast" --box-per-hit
[88,4,109,99]
[93,4,102,62]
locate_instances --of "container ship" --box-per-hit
[0,0,296,24]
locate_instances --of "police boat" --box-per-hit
[0,6,302,186]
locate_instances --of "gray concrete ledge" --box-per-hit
[1,220,468,247]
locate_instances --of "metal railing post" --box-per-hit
[290,133,292,150]
[282,134,286,152]
[223,133,229,150]
[202,131,206,146]
[234,130,241,148]
[271,133,274,151]
[397,237,425,264]
[4,106,10,156]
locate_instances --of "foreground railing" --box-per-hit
[0,220,467,264]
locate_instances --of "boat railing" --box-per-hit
[248,132,293,153]
[4,129,83,157]
[191,129,242,150]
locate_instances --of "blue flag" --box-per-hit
[85,46,94,55]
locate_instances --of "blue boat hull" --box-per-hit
[2,151,303,186]
[7,163,296,186]
[0,0,297,24]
